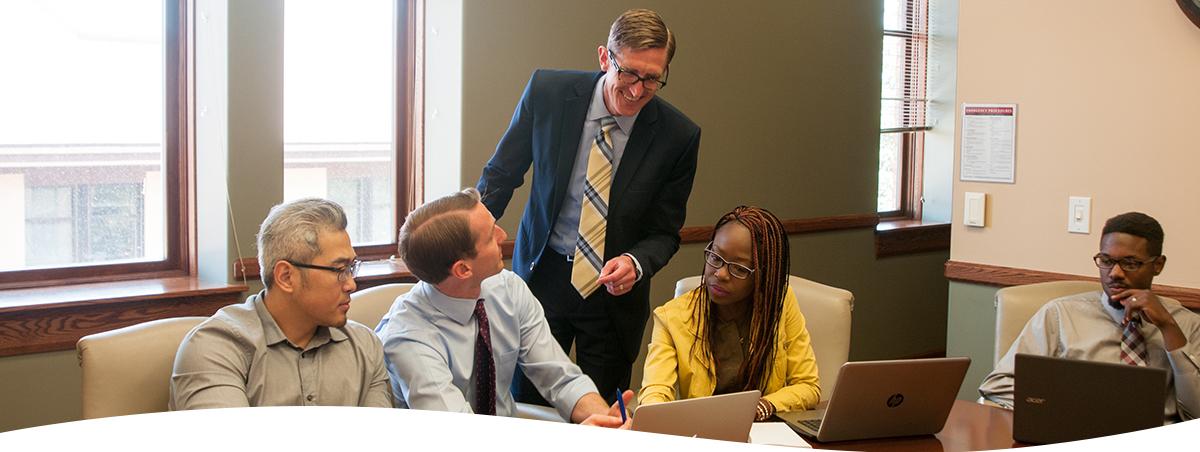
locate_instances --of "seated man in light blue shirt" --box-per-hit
[376,188,630,427]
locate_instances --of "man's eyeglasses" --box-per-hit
[607,49,667,91]
[1093,253,1159,273]
[704,243,755,280]
[287,259,362,282]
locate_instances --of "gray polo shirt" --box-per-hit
[170,290,393,409]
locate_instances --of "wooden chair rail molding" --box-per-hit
[234,213,883,281]
[0,277,247,357]
[944,260,1200,309]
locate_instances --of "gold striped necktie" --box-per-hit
[571,117,617,298]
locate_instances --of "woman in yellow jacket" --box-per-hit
[639,205,820,421]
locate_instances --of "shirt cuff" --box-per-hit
[622,253,643,282]
[553,375,600,422]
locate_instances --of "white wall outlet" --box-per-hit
[964,192,986,227]
[1068,196,1091,234]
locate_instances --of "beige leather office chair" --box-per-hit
[993,280,1100,366]
[351,282,565,422]
[77,316,207,419]
[673,275,854,400]
[348,283,416,329]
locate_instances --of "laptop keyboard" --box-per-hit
[800,419,822,431]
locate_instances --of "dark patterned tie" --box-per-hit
[1120,315,1148,366]
[473,299,496,415]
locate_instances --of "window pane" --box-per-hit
[0,0,167,271]
[883,0,906,31]
[878,133,902,212]
[881,35,907,101]
[285,0,396,246]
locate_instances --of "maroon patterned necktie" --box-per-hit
[473,299,497,415]
[1120,315,1148,366]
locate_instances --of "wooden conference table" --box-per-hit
[3,400,1193,451]
[807,399,1019,451]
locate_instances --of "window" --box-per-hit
[0,0,188,288]
[879,0,930,218]
[284,0,421,258]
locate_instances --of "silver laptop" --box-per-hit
[1014,353,1166,444]
[631,390,761,442]
[777,357,970,442]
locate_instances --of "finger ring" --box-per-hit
[619,284,624,291]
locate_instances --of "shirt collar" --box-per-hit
[251,290,288,346]
[1099,292,1130,326]
[252,289,346,348]
[589,77,639,133]
[416,280,479,326]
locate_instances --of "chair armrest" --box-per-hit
[514,402,566,423]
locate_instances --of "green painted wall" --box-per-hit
[460,0,949,391]
[947,281,1001,401]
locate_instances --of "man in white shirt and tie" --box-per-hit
[376,188,631,426]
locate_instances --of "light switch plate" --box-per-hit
[964,192,986,227]
[1068,196,1091,234]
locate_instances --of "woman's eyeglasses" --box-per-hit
[704,243,755,280]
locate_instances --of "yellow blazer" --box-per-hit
[638,285,821,412]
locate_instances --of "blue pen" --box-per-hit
[615,388,628,423]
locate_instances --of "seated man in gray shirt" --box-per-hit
[171,198,392,409]
[980,212,1200,421]
[376,188,629,427]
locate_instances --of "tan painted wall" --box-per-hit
[950,0,1200,285]
[948,0,1200,400]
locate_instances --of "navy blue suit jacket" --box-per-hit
[477,69,700,352]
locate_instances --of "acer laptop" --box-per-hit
[631,390,760,442]
[777,357,970,442]
[1013,353,1166,444]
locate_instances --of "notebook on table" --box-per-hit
[1013,353,1166,444]
[631,390,760,442]
[776,357,970,442]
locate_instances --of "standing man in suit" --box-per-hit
[476,9,701,404]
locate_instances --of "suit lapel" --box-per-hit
[550,74,602,214]
[610,99,659,203]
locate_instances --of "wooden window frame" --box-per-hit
[236,0,424,280]
[361,0,424,259]
[878,131,925,221]
[879,0,930,221]
[302,0,424,263]
[0,0,192,290]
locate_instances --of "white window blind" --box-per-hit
[881,0,929,133]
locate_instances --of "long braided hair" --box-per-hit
[690,206,790,393]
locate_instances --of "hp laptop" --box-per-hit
[1013,353,1166,444]
[777,357,970,442]
[631,390,760,442]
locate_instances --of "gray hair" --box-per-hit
[257,198,349,288]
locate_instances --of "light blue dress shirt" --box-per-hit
[548,77,639,257]
[375,270,598,420]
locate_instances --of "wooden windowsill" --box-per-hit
[0,276,248,357]
[233,257,419,290]
[875,219,951,257]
